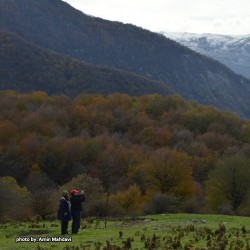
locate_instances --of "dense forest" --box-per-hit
[1,91,250,220]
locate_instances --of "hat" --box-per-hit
[70,189,78,195]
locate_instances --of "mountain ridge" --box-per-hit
[1,0,250,117]
[162,32,250,80]
[0,29,173,97]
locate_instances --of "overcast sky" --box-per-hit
[63,0,250,35]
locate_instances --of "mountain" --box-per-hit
[0,30,172,97]
[1,0,250,117]
[162,32,250,80]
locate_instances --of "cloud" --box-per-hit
[63,0,250,35]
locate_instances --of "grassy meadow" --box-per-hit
[1,213,250,249]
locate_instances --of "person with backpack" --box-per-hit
[57,190,71,235]
[70,189,85,234]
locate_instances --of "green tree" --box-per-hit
[205,155,250,214]
[0,176,32,219]
[181,107,219,133]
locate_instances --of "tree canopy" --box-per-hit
[1,91,250,218]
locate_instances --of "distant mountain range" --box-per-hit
[1,0,250,117]
[162,32,250,80]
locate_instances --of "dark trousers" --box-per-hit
[61,220,69,235]
[71,211,81,234]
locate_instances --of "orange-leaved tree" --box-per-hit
[110,184,144,215]
[144,149,196,199]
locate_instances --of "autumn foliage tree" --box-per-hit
[111,184,144,215]
[24,164,57,219]
[60,174,105,216]
[1,91,250,217]
[144,149,196,199]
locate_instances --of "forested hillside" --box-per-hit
[1,91,250,219]
[1,0,250,117]
[0,30,172,97]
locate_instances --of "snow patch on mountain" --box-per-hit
[162,32,250,79]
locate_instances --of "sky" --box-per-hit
[63,0,250,35]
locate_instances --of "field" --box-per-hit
[1,213,250,250]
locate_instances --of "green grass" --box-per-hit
[0,213,250,249]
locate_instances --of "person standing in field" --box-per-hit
[70,189,85,234]
[58,191,71,235]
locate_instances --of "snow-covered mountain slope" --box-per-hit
[162,32,250,79]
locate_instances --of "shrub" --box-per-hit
[144,193,179,214]
[0,176,33,220]
[110,185,144,215]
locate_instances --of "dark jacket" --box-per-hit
[70,194,85,212]
[58,197,71,221]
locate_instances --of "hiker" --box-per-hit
[70,189,85,234]
[58,191,71,235]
